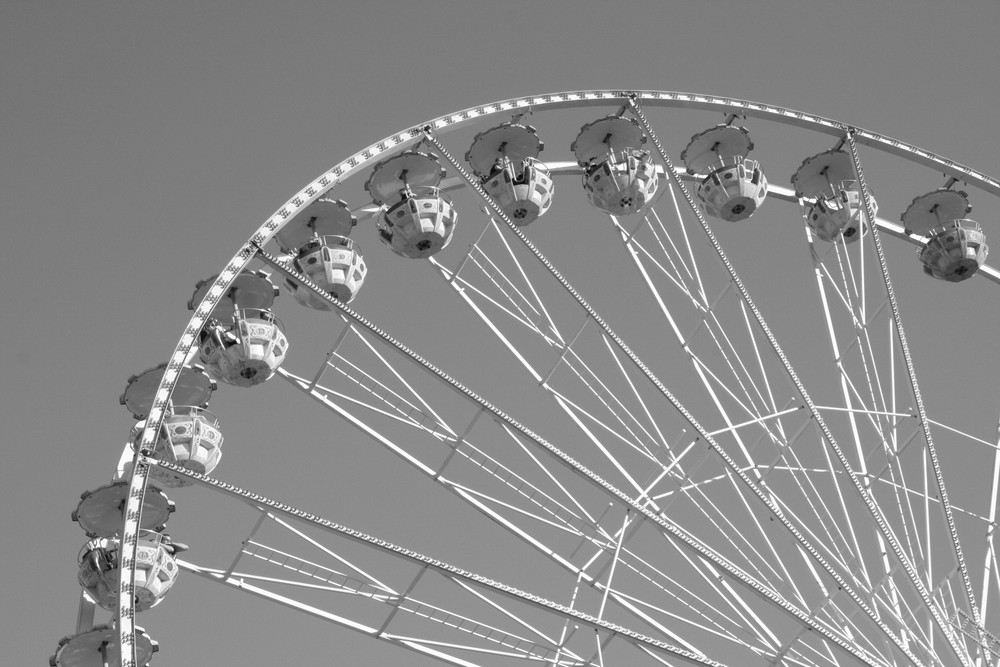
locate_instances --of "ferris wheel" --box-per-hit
[52,90,1000,667]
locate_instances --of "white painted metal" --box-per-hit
[97,91,1000,667]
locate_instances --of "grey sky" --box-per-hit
[4,1,999,665]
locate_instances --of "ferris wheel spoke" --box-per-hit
[799,154,978,663]
[432,231,823,598]
[181,561,595,667]
[847,134,983,649]
[156,459,751,667]
[441,202,806,510]
[626,97,979,667]
[276,345,787,656]
[811,199,994,666]
[80,91,1000,667]
[602,166,902,599]
[261,272,921,664]
[410,130,948,666]
[283,369,793,658]
[979,423,1000,650]
[431,250,675,486]
[610,201,790,436]
[436,203,788,537]
[808,253,925,602]
[453,239,566,347]
[268,180,924,667]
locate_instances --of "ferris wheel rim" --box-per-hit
[108,89,1000,667]
[157,88,1000,426]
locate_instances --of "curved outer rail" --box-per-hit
[115,90,998,667]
